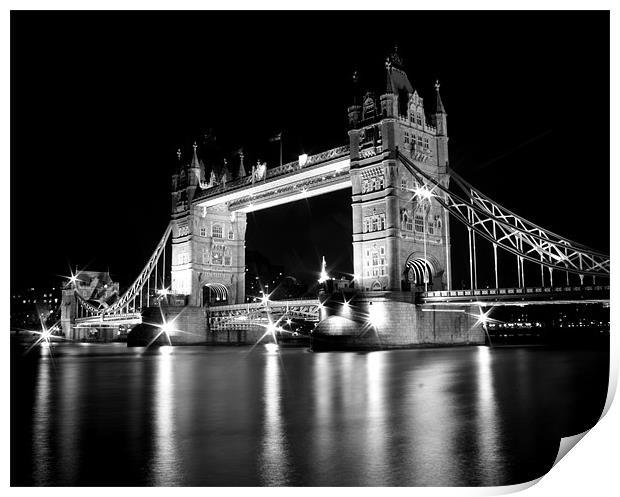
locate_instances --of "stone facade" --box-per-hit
[312,292,485,350]
[349,51,451,293]
[170,145,247,306]
[170,50,454,321]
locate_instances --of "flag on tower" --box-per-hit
[269,132,282,142]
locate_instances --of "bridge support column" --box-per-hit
[61,288,76,340]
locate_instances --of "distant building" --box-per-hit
[61,271,120,338]
[11,284,62,331]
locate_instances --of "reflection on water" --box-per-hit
[151,346,181,485]
[362,352,387,485]
[259,351,291,485]
[12,343,608,487]
[32,356,51,485]
[475,346,502,485]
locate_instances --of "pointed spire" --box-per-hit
[221,158,230,184]
[191,141,200,168]
[175,148,182,175]
[318,256,329,284]
[434,80,446,114]
[199,159,206,183]
[352,70,361,104]
[384,56,393,94]
[237,149,246,178]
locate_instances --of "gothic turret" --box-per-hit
[347,70,362,128]
[172,148,181,191]
[432,80,449,171]
[237,150,246,178]
[432,80,448,136]
[383,46,414,118]
[186,142,200,204]
[171,148,183,211]
[221,158,230,185]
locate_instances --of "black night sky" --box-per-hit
[11,11,609,291]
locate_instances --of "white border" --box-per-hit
[2,3,616,496]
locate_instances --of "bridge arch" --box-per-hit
[203,283,229,306]
[404,253,441,287]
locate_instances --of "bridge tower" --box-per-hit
[170,144,247,306]
[348,49,452,292]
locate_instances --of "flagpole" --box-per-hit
[279,136,282,167]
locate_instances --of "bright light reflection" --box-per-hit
[362,351,387,484]
[475,346,501,483]
[152,343,178,484]
[23,320,64,357]
[264,343,279,353]
[33,356,51,485]
[470,307,501,329]
[367,302,385,327]
[413,185,434,201]
[259,349,290,484]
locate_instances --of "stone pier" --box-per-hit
[312,291,485,350]
[127,304,207,346]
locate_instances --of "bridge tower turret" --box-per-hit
[349,48,452,293]
[431,80,449,173]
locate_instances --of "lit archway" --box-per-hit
[405,257,435,285]
[203,283,229,306]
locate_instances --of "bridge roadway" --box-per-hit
[74,312,142,327]
[71,287,608,329]
[421,285,610,307]
[208,298,321,319]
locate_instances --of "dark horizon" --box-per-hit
[11,11,610,291]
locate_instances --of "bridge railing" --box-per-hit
[423,285,610,298]
[74,312,142,325]
[207,298,320,313]
[197,145,349,199]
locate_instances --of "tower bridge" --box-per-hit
[62,49,609,348]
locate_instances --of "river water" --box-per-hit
[11,341,608,486]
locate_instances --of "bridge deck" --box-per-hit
[193,146,351,212]
[421,285,609,306]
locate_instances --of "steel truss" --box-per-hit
[398,152,609,289]
[74,223,172,321]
